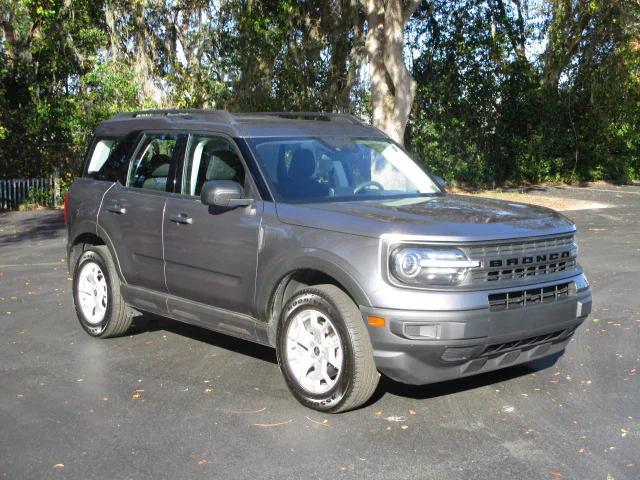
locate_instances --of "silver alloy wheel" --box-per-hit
[285,308,344,395]
[77,261,108,325]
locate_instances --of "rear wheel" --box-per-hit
[73,245,133,338]
[276,284,379,413]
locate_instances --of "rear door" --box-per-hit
[163,133,263,315]
[98,132,182,292]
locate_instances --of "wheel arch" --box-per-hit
[67,229,124,282]
[258,256,371,346]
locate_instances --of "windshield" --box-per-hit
[247,136,441,203]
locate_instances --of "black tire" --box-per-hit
[276,284,379,413]
[72,245,133,338]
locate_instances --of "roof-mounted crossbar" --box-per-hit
[241,112,365,125]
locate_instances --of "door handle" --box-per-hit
[169,213,193,225]
[106,205,127,215]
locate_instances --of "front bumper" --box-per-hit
[361,274,592,385]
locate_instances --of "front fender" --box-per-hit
[255,246,373,321]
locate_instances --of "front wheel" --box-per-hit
[276,284,379,413]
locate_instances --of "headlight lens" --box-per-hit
[390,246,479,286]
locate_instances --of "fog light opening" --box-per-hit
[404,323,440,339]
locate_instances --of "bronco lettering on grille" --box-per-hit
[487,250,572,268]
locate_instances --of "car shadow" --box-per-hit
[129,313,277,364]
[367,353,561,405]
[129,313,560,403]
[0,210,64,245]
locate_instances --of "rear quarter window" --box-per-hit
[83,131,140,183]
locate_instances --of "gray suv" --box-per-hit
[66,110,592,412]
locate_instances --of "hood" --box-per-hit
[275,194,575,241]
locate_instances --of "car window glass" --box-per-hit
[87,139,118,173]
[183,135,246,196]
[83,132,140,184]
[128,134,178,191]
[247,137,440,202]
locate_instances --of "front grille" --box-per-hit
[466,235,577,285]
[483,327,576,356]
[467,235,575,257]
[474,258,577,283]
[488,282,572,311]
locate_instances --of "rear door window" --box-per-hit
[128,133,179,192]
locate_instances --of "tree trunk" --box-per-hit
[541,0,592,91]
[361,0,421,144]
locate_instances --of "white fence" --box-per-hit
[0,172,60,210]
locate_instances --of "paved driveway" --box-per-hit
[0,185,638,480]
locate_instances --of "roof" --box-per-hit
[93,110,387,139]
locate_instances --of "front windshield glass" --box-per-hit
[247,136,441,203]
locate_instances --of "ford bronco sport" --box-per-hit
[66,110,592,412]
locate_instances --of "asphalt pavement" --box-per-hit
[0,184,638,480]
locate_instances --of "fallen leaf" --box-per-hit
[339,466,348,472]
[204,388,213,393]
[197,459,207,465]
[132,390,144,400]
[550,471,562,478]
[408,409,417,415]
[374,411,383,416]
[52,464,64,470]
[401,425,409,430]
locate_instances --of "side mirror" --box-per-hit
[200,180,253,208]
[433,175,446,191]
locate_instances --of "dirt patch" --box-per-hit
[460,191,609,211]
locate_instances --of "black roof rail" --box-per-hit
[239,112,365,125]
[114,109,367,126]
[115,109,236,123]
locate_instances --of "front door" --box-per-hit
[163,134,262,315]
[98,132,181,292]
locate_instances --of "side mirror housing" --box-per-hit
[200,180,253,208]
[433,175,446,191]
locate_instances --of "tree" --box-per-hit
[219,0,365,112]
[361,0,422,144]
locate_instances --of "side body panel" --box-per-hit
[66,179,115,270]
[255,203,377,317]
[97,183,167,292]
[163,196,263,316]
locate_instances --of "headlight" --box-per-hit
[390,246,480,287]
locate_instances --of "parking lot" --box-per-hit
[1,185,638,480]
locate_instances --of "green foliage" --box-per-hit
[0,0,638,185]
[23,186,54,208]
[407,0,640,186]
